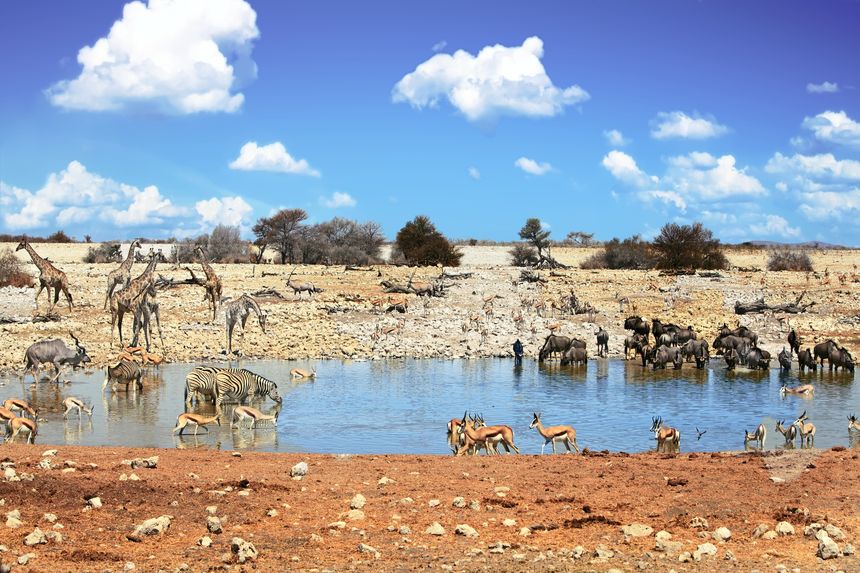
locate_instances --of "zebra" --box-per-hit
[213,369,282,411]
[103,360,142,392]
[184,366,224,406]
[225,294,267,355]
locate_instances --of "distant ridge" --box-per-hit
[735,240,849,249]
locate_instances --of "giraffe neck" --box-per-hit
[125,257,159,300]
[23,242,50,272]
[120,244,137,271]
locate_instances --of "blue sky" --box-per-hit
[1,0,859,244]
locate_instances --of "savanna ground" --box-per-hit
[0,244,858,572]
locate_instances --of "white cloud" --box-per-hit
[601,150,654,188]
[46,0,259,114]
[798,189,860,222]
[650,111,729,140]
[765,152,860,181]
[603,129,629,147]
[195,196,253,228]
[468,166,481,180]
[320,191,356,208]
[749,214,800,238]
[431,40,447,52]
[103,185,184,225]
[638,190,687,212]
[392,36,589,122]
[807,81,839,94]
[229,142,320,176]
[802,110,860,147]
[515,157,552,176]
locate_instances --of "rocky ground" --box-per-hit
[0,244,858,373]
[0,445,857,572]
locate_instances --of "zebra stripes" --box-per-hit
[104,359,142,391]
[184,366,223,405]
[214,369,282,410]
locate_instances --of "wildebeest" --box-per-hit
[724,348,740,371]
[712,334,753,355]
[640,344,655,367]
[674,327,697,346]
[813,340,839,367]
[745,347,771,371]
[787,329,801,355]
[657,333,675,347]
[624,316,650,338]
[24,332,91,384]
[719,323,758,347]
[653,346,683,370]
[538,335,585,362]
[681,339,710,369]
[595,328,609,358]
[560,347,588,366]
[829,347,855,373]
[652,319,680,342]
[624,334,645,359]
[798,348,817,372]
[777,347,792,372]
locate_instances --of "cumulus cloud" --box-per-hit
[515,157,552,176]
[802,110,860,147]
[806,81,839,94]
[195,196,253,228]
[765,152,860,181]
[601,150,654,188]
[229,142,320,176]
[638,190,687,211]
[748,214,800,238]
[392,36,589,122]
[46,0,259,114]
[468,166,481,180]
[604,129,629,147]
[798,189,860,222]
[650,111,729,140]
[103,185,184,225]
[320,191,356,208]
[431,40,447,52]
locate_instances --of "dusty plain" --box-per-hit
[0,244,858,572]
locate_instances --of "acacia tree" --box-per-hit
[652,222,728,270]
[253,208,308,264]
[395,215,461,266]
[565,231,595,247]
[518,218,550,260]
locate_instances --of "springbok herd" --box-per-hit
[4,240,858,454]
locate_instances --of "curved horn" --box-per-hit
[69,331,81,346]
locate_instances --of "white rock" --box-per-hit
[775,521,795,536]
[622,523,654,538]
[455,524,478,538]
[713,527,732,541]
[502,519,516,527]
[350,494,366,510]
[425,522,445,536]
[24,528,47,546]
[133,515,173,536]
[290,462,308,477]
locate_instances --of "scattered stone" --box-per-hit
[45,530,63,543]
[398,526,411,535]
[290,462,308,478]
[816,530,840,560]
[713,527,732,541]
[87,497,102,509]
[452,497,467,508]
[428,499,440,508]
[41,450,57,457]
[843,543,855,555]
[133,515,173,537]
[43,513,57,524]
[207,516,222,534]
[377,476,394,486]
[678,552,693,563]
[399,497,413,504]
[37,459,52,470]
[690,516,709,529]
[694,542,717,561]
[752,523,770,538]
[345,509,365,521]
[769,476,785,484]
[5,510,22,529]
[594,546,614,559]
[17,553,35,566]
[327,521,346,530]
[124,562,135,571]
[724,549,735,561]
[350,494,366,510]
[266,509,278,517]
[130,456,158,469]
[761,530,778,540]
[205,506,217,515]
[198,536,212,547]
[455,524,478,538]
[571,546,585,560]
[503,519,516,527]
[425,522,445,536]
[469,499,480,511]
[622,523,654,538]
[775,521,795,536]
[24,527,47,546]
[519,527,531,537]
[825,524,846,540]
[357,543,379,557]
[231,537,258,563]
[804,523,823,537]
[309,533,322,543]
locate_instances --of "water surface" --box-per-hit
[1,359,857,454]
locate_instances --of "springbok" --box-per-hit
[744,423,767,449]
[6,416,37,443]
[62,397,92,419]
[290,367,316,380]
[231,405,277,430]
[793,411,816,447]
[456,412,519,456]
[775,420,797,446]
[780,383,814,396]
[529,412,579,454]
[3,399,36,420]
[848,414,860,433]
[172,412,221,436]
[650,417,680,451]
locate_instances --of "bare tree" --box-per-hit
[255,208,308,264]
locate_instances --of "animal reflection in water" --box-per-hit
[172,402,280,450]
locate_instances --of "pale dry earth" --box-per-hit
[0,244,858,373]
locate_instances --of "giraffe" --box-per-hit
[16,237,73,313]
[224,294,267,354]
[109,250,163,347]
[104,239,142,309]
[195,246,222,321]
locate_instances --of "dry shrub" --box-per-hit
[767,249,813,271]
[0,249,34,288]
[395,216,462,266]
[509,243,538,266]
[83,243,122,263]
[652,222,728,270]
[581,235,655,269]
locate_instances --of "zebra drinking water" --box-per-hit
[213,369,282,411]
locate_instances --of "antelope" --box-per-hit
[744,423,767,449]
[529,412,579,454]
[849,415,860,432]
[456,412,519,456]
[793,411,816,446]
[63,397,92,419]
[780,383,814,396]
[232,405,277,429]
[650,417,680,451]
[172,412,221,436]
[775,420,797,446]
[290,367,316,380]
[0,407,16,430]
[5,416,37,443]
[3,398,36,419]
